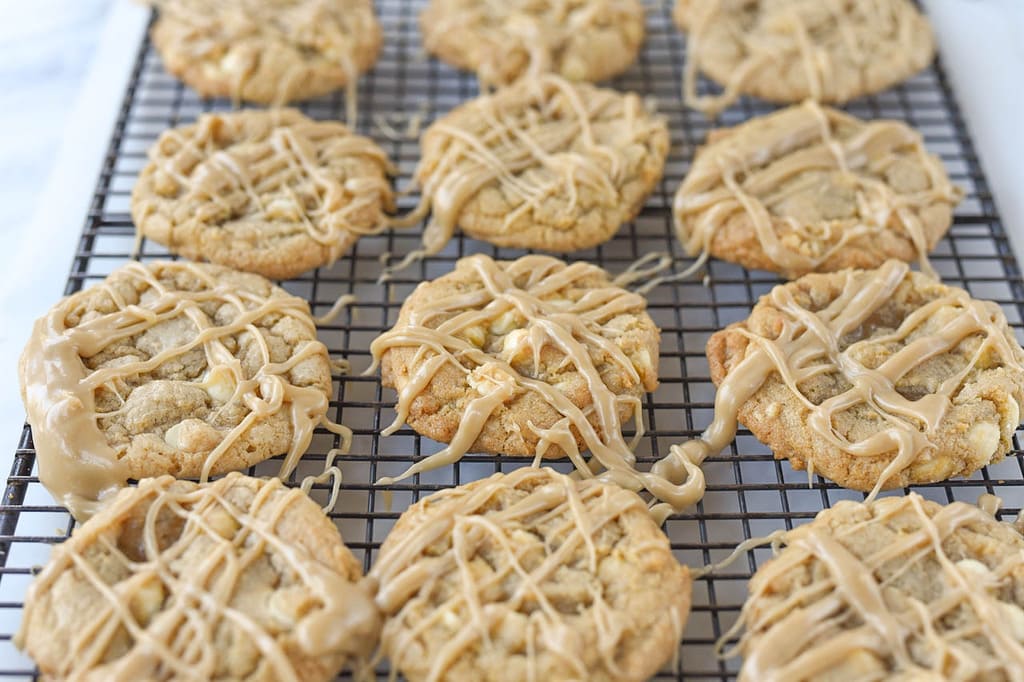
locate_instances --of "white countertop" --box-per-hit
[0,0,1022,486]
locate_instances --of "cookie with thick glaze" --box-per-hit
[19,260,335,518]
[410,75,668,254]
[150,0,382,105]
[706,262,1024,492]
[421,0,645,87]
[732,494,1024,680]
[674,102,962,278]
[374,254,660,463]
[132,109,394,280]
[16,474,380,681]
[371,467,691,682]
[674,0,935,116]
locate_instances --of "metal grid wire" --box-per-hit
[1,1,1023,679]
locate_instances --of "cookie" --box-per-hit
[131,109,394,281]
[19,260,337,519]
[730,494,1024,680]
[420,0,645,87]
[372,253,659,477]
[674,0,935,116]
[704,261,1024,494]
[150,0,382,106]
[16,473,380,681]
[407,74,668,255]
[673,102,962,278]
[371,467,691,682]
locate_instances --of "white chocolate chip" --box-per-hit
[1006,398,1021,435]
[967,422,1001,461]
[955,559,990,578]
[501,329,529,360]
[164,423,184,449]
[129,578,166,627]
[999,602,1024,641]
[489,310,521,336]
[630,349,653,374]
[561,56,587,81]
[463,325,486,348]
[204,367,237,403]
[265,197,301,221]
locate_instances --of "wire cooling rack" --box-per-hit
[2,1,1023,680]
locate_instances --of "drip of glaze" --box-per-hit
[19,261,353,520]
[670,260,1024,506]
[369,254,714,516]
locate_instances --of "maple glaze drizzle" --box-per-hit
[680,0,925,117]
[370,467,689,680]
[674,101,962,279]
[149,0,376,116]
[686,260,1024,500]
[384,74,664,277]
[140,110,393,271]
[16,474,380,681]
[19,261,351,520]
[424,0,643,88]
[724,494,1024,681]
[369,254,713,518]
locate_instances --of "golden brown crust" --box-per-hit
[420,0,645,86]
[17,474,378,681]
[706,267,1024,491]
[415,75,668,252]
[131,109,394,281]
[372,468,691,682]
[673,0,935,108]
[379,255,660,458]
[150,0,382,105]
[20,261,333,487]
[673,103,961,278]
[736,495,1024,680]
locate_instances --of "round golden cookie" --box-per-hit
[706,261,1024,493]
[16,474,381,681]
[420,0,645,87]
[731,494,1024,680]
[371,467,692,682]
[374,254,660,463]
[19,260,334,519]
[150,0,382,105]
[131,109,394,281]
[674,102,962,278]
[412,74,669,253]
[674,0,935,116]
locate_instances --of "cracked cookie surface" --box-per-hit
[132,109,394,280]
[16,474,380,682]
[19,261,333,518]
[674,102,962,278]
[674,0,935,116]
[412,75,668,253]
[376,254,660,460]
[421,0,645,87]
[371,467,691,682]
[732,494,1024,680]
[706,262,1024,492]
[150,0,381,105]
